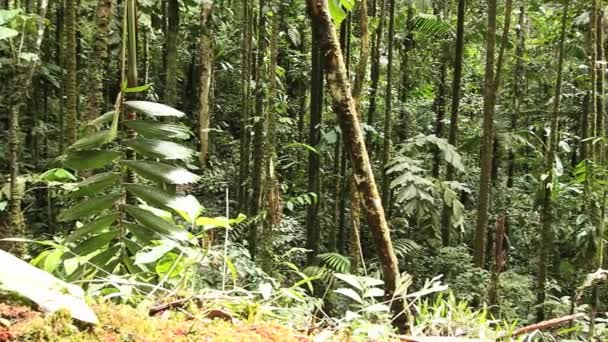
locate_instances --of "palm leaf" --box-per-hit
[82,111,115,130]
[120,160,200,184]
[124,101,185,118]
[58,193,121,222]
[125,139,196,160]
[124,205,190,241]
[65,212,119,243]
[67,130,115,151]
[318,252,351,273]
[124,222,159,244]
[123,183,178,210]
[62,150,121,170]
[123,120,191,140]
[67,172,120,198]
[412,13,453,38]
[72,231,120,256]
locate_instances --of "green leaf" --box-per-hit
[0,9,21,25]
[0,26,18,40]
[43,249,64,274]
[124,205,189,241]
[125,101,185,118]
[67,130,115,151]
[125,139,196,160]
[334,273,362,290]
[62,150,121,170]
[123,120,191,140]
[67,173,120,198]
[195,216,230,229]
[124,222,159,244]
[58,193,121,222]
[65,212,119,243]
[39,168,77,182]
[123,183,178,210]
[328,0,346,25]
[88,245,121,267]
[121,160,200,185]
[83,111,115,129]
[134,241,177,265]
[334,288,363,304]
[155,252,184,278]
[170,195,203,223]
[72,231,119,256]
[122,84,152,93]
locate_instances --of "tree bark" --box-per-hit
[198,1,214,165]
[536,0,568,322]
[380,0,395,210]
[306,0,406,328]
[441,0,466,246]
[473,0,498,268]
[84,0,114,126]
[64,0,78,146]
[366,0,387,150]
[165,0,179,107]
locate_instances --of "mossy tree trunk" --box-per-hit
[198,0,214,166]
[64,0,78,146]
[306,0,407,329]
[165,0,179,107]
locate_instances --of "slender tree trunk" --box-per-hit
[249,0,269,258]
[380,0,395,210]
[64,0,78,145]
[259,0,281,272]
[8,0,49,256]
[306,0,407,329]
[165,0,179,107]
[473,0,498,268]
[237,0,253,213]
[305,12,324,263]
[536,0,568,322]
[431,59,448,178]
[198,1,214,166]
[488,214,506,312]
[507,5,526,188]
[441,0,466,246]
[85,0,114,126]
[366,0,387,150]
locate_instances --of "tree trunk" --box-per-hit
[237,0,253,213]
[473,0,498,268]
[64,0,78,146]
[431,59,448,178]
[84,0,114,125]
[249,0,269,258]
[380,0,395,210]
[536,0,568,322]
[441,0,466,246]
[198,1,214,165]
[165,0,179,107]
[259,0,281,272]
[306,0,406,329]
[8,0,49,256]
[366,0,387,150]
[305,12,324,263]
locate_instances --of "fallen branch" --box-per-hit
[506,313,584,338]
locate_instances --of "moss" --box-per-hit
[6,302,312,342]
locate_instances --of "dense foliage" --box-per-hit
[1,0,608,340]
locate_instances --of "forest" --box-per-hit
[0,0,607,340]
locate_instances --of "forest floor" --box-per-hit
[0,302,314,342]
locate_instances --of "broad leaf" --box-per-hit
[62,150,121,170]
[334,288,363,304]
[0,250,98,324]
[67,172,120,198]
[123,183,178,210]
[125,101,185,118]
[134,241,177,265]
[121,160,200,184]
[170,195,203,223]
[65,212,119,243]
[124,205,189,241]
[334,273,362,291]
[58,193,121,222]
[123,120,191,140]
[39,168,77,182]
[83,111,115,129]
[125,138,196,160]
[72,231,120,256]
[67,130,115,151]
[124,222,159,244]
[0,26,18,40]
